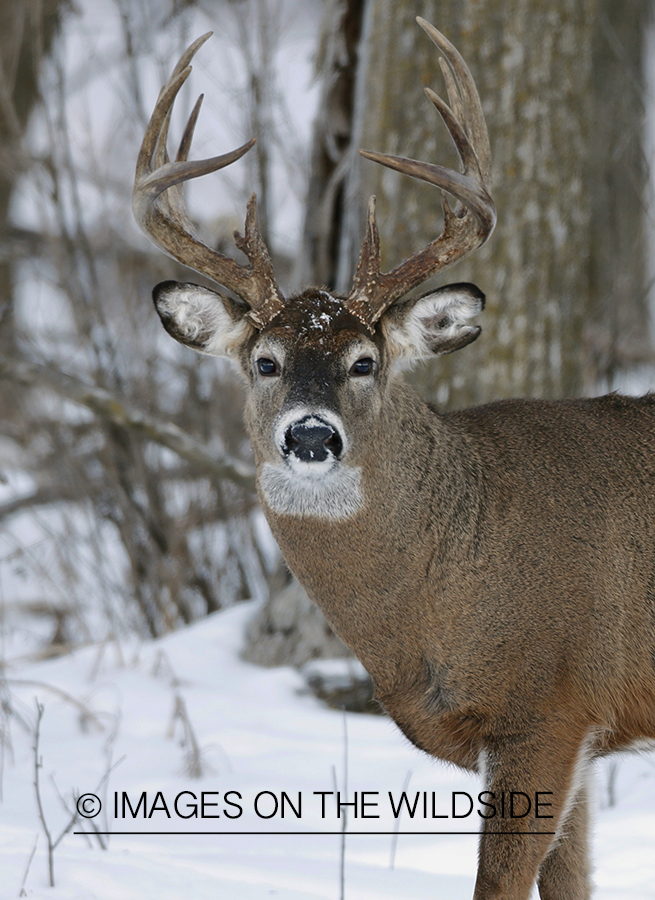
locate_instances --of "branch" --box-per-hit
[32,701,54,887]
[0,225,45,261]
[0,355,256,491]
[19,832,38,897]
[8,681,106,731]
[0,483,84,523]
[33,701,79,888]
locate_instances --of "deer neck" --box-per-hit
[256,382,481,687]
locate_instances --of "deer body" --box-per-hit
[133,20,655,900]
[255,357,655,768]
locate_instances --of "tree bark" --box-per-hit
[0,0,64,357]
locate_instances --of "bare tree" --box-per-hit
[0,0,294,642]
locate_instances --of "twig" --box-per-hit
[57,752,125,851]
[331,709,349,900]
[340,710,348,900]
[9,680,105,731]
[33,701,54,886]
[32,701,80,887]
[0,355,256,490]
[158,652,208,778]
[170,693,205,778]
[0,482,84,524]
[18,833,38,897]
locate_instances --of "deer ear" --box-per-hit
[152,281,252,358]
[384,283,485,359]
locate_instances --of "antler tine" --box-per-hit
[132,34,284,325]
[424,19,492,183]
[170,31,212,82]
[347,19,496,327]
[422,85,474,177]
[176,92,203,162]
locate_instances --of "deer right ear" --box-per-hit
[153,281,252,358]
[384,283,485,360]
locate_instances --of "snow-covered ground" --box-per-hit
[1,601,654,900]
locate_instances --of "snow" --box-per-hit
[1,602,654,900]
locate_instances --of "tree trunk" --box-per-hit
[310,0,651,407]
[0,0,64,357]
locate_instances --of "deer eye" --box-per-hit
[349,357,375,377]
[256,357,278,376]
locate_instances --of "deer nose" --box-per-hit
[283,416,343,463]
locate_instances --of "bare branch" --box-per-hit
[33,701,55,887]
[11,682,105,731]
[32,701,84,887]
[0,483,85,524]
[0,355,256,490]
[18,832,38,897]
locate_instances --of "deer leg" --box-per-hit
[472,725,590,900]
[537,776,592,900]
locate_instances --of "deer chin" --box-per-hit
[259,459,363,520]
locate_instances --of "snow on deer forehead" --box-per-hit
[262,290,372,347]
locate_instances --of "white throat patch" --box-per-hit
[259,461,363,520]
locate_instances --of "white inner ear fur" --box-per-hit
[155,283,250,358]
[384,285,483,361]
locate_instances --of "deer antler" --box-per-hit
[346,18,496,329]
[132,33,285,328]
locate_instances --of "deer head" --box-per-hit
[133,19,495,522]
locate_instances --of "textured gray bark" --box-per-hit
[0,0,64,366]
[295,0,366,288]
[587,1,652,384]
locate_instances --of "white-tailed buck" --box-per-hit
[133,19,655,900]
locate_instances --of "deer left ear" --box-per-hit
[384,283,485,359]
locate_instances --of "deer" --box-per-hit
[132,18,655,900]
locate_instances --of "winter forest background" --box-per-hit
[1,0,655,897]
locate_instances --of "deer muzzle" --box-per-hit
[282,415,344,463]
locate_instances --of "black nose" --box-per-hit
[283,416,343,462]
